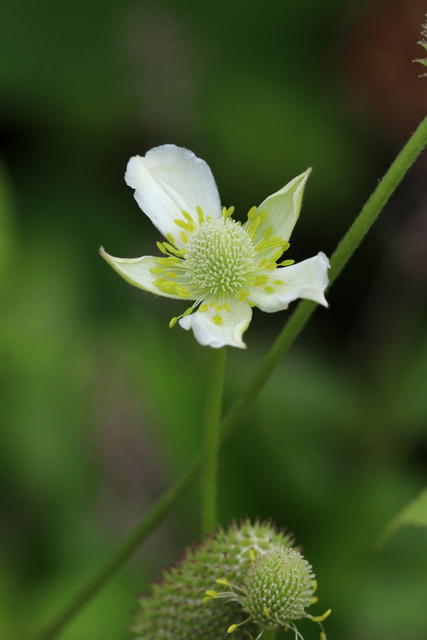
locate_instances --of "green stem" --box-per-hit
[201,346,226,536]
[35,114,427,640]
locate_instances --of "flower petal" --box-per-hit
[248,252,330,312]
[244,169,311,249]
[100,247,195,300]
[179,299,252,349]
[125,145,222,245]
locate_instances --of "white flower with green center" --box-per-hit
[100,144,329,349]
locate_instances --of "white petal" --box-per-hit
[100,247,195,300]
[179,299,252,349]
[125,145,222,245]
[244,169,311,248]
[249,252,330,312]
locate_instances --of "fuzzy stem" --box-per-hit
[35,114,427,640]
[201,346,226,536]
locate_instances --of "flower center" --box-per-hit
[184,218,256,299]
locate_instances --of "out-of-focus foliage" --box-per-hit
[1,0,427,639]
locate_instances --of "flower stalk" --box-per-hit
[36,114,427,640]
[201,346,226,535]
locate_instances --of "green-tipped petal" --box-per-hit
[244,169,311,249]
[179,299,251,349]
[248,252,329,312]
[99,247,194,300]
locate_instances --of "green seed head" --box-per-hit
[238,547,316,628]
[132,520,292,640]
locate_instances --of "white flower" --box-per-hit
[100,144,329,349]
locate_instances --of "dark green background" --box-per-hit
[1,0,427,638]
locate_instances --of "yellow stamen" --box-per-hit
[212,315,223,325]
[263,605,270,618]
[169,317,178,328]
[165,272,178,278]
[223,303,231,312]
[150,267,164,274]
[312,609,331,623]
[247,205,257,219]
[249,548,255,563]
[205,590,218,597]
[263,226,273,238]
[264,286,275,293]
[180,231,188,243]
[200,304,209,312]
[215,578,232,587]
[196,206,205,224]
[280,259,295,266]
[311,596,319,604]
[157,241,168,254]
[166,233,175,245]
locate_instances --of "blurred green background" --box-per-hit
[1,0,427,638]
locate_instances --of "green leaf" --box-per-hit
[378,487,427,547]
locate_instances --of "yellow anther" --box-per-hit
[200,304,209,312]
[274,280,283,285]
[227,624,238,634]
[320,633,327,640]
[174,219,190,230]
[263,226,273,238]
[313,580,317,591]
[255,240,267,253]
[259,259,267,267]
[312,609,331,623]
[215,578,232,587]
[280,259,295,266]
[157,257,178,266]
[215,305,222,312]
[222,206,228,217]
[212,315,223,325]
[265,262,277,270]
[238,290,248,302]
[311,596,319,604]
[249,548,256,563]
[283,241,290,251]
[156,241,168,254]
[205,590,218,597]
[180,231,188,243]
[259,211,268,224]
[223,303,231,312]
[248,301,255,307]
[150,267,164,274]
[202,596,211,604]
[197,206,205,224]
[166,233,175,245]
[176,285,190,298]
[264,286,275,293]
[247,206,257,219]
[169,317,178,328]
[183,307,194,316]
[182,210,194,224]
[269,250,284,262]
[206,215,212,222]
[248,215,262,236]
[209,300,216,307]
[163,243,186,257]
[253,275,269,287]
[226,206,235,217]
[165,272,178,278]
[263,605,271,618]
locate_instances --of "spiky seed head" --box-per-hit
[238,547,316,628]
